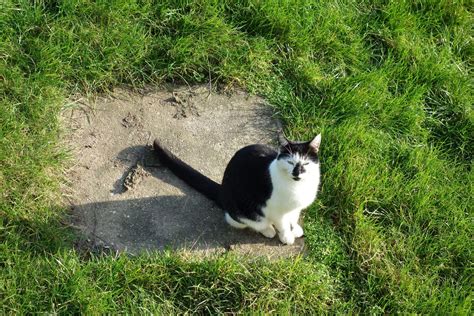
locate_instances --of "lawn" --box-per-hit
[1,0,472,313]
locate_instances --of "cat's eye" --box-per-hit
[303,162,309,166]
[287,161,294,165]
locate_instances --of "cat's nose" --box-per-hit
[292,163,305,177]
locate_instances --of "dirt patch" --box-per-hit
[167,91,200,119]
[62,85,305,258]
[123,163,149,191]
[121,110,144,129]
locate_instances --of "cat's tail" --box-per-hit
[153,139,222,208]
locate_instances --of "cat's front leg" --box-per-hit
[274,219,295,245]
[289,209,304,238]
[292,223,304,238]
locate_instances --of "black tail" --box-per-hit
[153,139,222,208]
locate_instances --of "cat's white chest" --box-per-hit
[264,161,320,215]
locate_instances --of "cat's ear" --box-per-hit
[278,132,290,146]
[309,134,321,153]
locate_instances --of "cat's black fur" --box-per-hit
[154,141,275,222]
[220,145,275,222]
[153,139,317,223]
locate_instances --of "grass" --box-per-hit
[1,0,472,313]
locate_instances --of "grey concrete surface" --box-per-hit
[62,85,305,258]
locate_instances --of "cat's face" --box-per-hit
[276,134,321,181]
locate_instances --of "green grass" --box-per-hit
[1,0,472,313]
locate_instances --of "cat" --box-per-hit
[153,133,321,245]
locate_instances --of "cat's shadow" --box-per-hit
[72,145,304,256]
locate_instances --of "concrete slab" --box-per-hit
[62,85,305,258]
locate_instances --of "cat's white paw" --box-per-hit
[278,231,295,245]
[260,226,276,238]
[292,224,304,238]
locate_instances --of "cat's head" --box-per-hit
[275,134,321,181]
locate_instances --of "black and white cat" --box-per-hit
[153,134,321,245]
